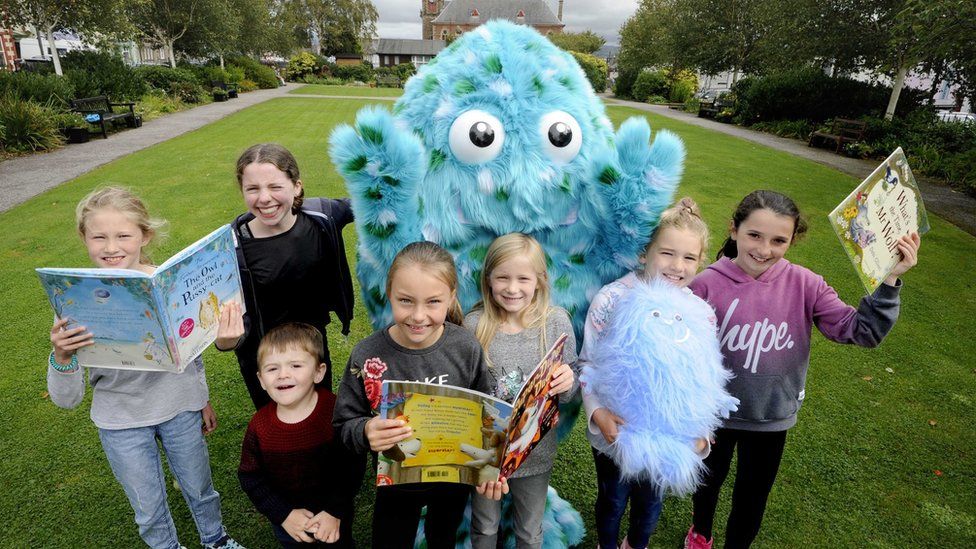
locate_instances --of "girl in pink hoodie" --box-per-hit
[683,190,920,549]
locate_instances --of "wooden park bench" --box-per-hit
[698,95,733,119]
[210,80,238,98]
[808,118,867,153]
[70,96,138,139]
[375,74,401,88]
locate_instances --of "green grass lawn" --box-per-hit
[290,84,404,98]
[1,96,972,548]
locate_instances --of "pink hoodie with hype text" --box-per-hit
[690,257,901,432]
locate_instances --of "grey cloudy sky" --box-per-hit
[371,1,640,45]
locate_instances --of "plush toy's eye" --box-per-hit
[674,314,683,322]
[650,310,661,318]
[449,110,505,164]
[538,111,582,165]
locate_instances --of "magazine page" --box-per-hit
[35,269,177,371]
[377,381,513,487]
[152,224,244,370]
[498,333,568,480]
[828,148,930,294]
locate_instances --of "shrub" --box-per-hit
[238,79,258,92]
[683,97,700,114]
[0,96,64,152]
[631,69,668,103]
[227,56,279,89]
[61,50,145,100]
[333,62,373,83]
[0,71,74,109]
[134,65,206,103]
[569,51,609,93]
[751,119,814,139]
[287,52,318,80]
[732,67,926,124]
[136,91,187,121]
[614,67,639,99]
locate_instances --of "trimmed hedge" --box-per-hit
[0,71,74,109]
[61,50,145,101]
[332,62,374,83]
[569,51,609,93]
[732,67,926,124]
[632,70,668,102]
[226,56,279,89]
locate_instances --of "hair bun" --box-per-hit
[677,197,701,217]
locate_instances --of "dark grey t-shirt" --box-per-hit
[333,322,489,455]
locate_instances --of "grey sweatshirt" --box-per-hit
[47,355,209,430]
[464,307,578,478]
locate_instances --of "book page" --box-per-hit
[36,270,175,371]
[828,148,930,294]
[153,225,244,371]
[377,381,512,487]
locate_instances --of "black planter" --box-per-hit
[213,94,228,102]
[228,90,238,98]
[66,127,90,144]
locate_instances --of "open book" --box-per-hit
[36,225,244,373]
[376,333,568,487]
[828,147,930,294]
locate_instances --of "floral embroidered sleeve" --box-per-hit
[333,354,385,455]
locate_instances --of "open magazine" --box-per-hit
[827,147,930,294]
[36,224,244,373]
[376,333,568,487]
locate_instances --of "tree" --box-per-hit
[549,30,605,54]
[615,0,679,97]
[0,0,130,75]
[128,0,200,68]
[283,0,377,56]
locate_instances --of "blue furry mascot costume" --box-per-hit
[330,20,683,547]
[586,279,739,496]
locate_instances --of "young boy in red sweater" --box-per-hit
[238,323,362,548]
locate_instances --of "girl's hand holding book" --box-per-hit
[214,302,244,351]
[365,417,413,452]
[50,317,93,364]
[548,363,575,396]
[476,477,509,500]
[885,232,921,285]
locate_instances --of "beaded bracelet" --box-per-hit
[49,351,79,373]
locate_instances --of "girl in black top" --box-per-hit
[216,143,354,410]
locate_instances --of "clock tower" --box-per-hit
[421,0,445,40]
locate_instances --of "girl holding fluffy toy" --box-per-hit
[683,190,920,549]
[464,233,578,549]
[579,197,736,549]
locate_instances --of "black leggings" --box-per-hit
[692,428,788,549]
[372,484,471,549]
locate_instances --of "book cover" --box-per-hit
[828,148,930,294]
[375,334,568,487]
[36,225,244,372]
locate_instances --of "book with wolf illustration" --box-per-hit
[376,333,569,487]
[36,224,243,373]
[828,147,929,294]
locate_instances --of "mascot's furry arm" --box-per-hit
[588,278,739,496]
[330,107,427,323]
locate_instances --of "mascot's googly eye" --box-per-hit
[538,111,582,165]
[449,110,505,164]
[674,314,683,322]
[650,310,662,318]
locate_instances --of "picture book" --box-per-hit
[376,333,569,487]
[828,147,930,294]
[36,224,243,373]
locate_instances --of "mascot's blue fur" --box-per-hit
[586,278,739,496]
[329,20,683,344]
[329,20,684,545]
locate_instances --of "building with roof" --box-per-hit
[365,38,447,68]
[422,0,564,41]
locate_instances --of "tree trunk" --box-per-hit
[166,40,176,68]
[220,54,225,70]
[45,26,63,76]
[884,65,908,120]
[35,25,45,60]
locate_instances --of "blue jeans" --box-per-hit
[98,410,226,549]
[593,448,663,549]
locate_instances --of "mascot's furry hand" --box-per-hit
[330,20,684,342]
[585,278,739,495]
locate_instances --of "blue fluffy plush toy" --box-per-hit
[586,278,739,496]
[329,20,683,343]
